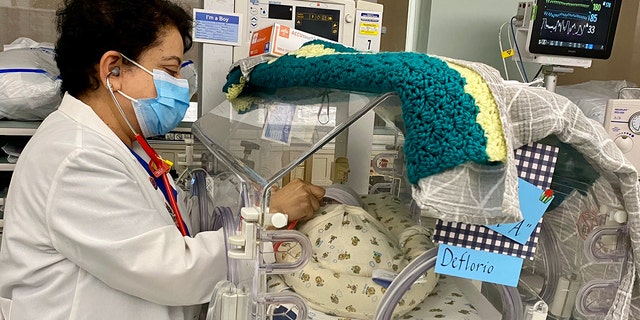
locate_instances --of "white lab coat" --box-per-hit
[0,93,228,320]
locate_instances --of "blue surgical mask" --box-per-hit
[117,54,190,137]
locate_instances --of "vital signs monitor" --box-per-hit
[527,0,622,60]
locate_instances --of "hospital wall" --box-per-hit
[408,0,541,81]
[0,0,201,63]
[560,0,640,86]
[0,1,58,46]
[375,0,543,80]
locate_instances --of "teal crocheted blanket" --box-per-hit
[223,40,506,184]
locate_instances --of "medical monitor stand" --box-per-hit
[542,65,575,92]
[521,0,621,92]
[514,23,593,93]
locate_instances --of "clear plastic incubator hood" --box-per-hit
[191,87,529,320]
[192,88,406,319]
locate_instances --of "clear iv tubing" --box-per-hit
[537,221,561,303]
[214,206,240,284]
[374,246,524,320]
[374,248,438,320]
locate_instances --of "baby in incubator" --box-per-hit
[272,185,438,319]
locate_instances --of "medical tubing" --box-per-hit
[510,16,529,83]
[105,75,138,136]
[374,247,438,320]
[498,21,511,80]
[538,221,561,303]
[496,283,524,320]
[162,173,190,236]
[192,170,210,231]
[215,206,239,284]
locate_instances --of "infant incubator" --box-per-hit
[188,88,546,320]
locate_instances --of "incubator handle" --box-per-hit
[260,292,309,320]
[618,87,640,99]
[574,280,619,317]
[371,153,395,175]
[583,225,628,262]
[260,230,312,274]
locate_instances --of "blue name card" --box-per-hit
[435,244,524,287]
[486,178,554,245]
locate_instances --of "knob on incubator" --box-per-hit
[614,135,633,153]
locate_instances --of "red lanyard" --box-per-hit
[134,134,190,237]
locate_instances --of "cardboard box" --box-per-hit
[249,23,323,57]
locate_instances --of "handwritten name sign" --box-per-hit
[486,178,553,245]
[435,244,524,287]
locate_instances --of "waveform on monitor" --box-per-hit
[542,17,594,36]
[543,10,589,21]
[546,0,591,9]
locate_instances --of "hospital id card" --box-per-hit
[192,9,242,46]
[262,103,296,145]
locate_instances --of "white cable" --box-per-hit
[506,21,515,54]
[175,167,191,185]
[503,78,544,87]
[509,18,527,82]
[498,21,510,80]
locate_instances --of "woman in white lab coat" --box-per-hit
[0,1,324,319]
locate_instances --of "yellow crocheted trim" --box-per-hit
[265,44,337,65]
[446,62,507,162]
[291,43,337,58]
[225,76,247,100]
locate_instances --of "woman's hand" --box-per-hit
[269,179,325,221]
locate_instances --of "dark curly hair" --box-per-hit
[55,0,193,97]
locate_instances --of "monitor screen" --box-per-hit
[528,0,622,59]
[295,6,340,42]
[269,4,293,20]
